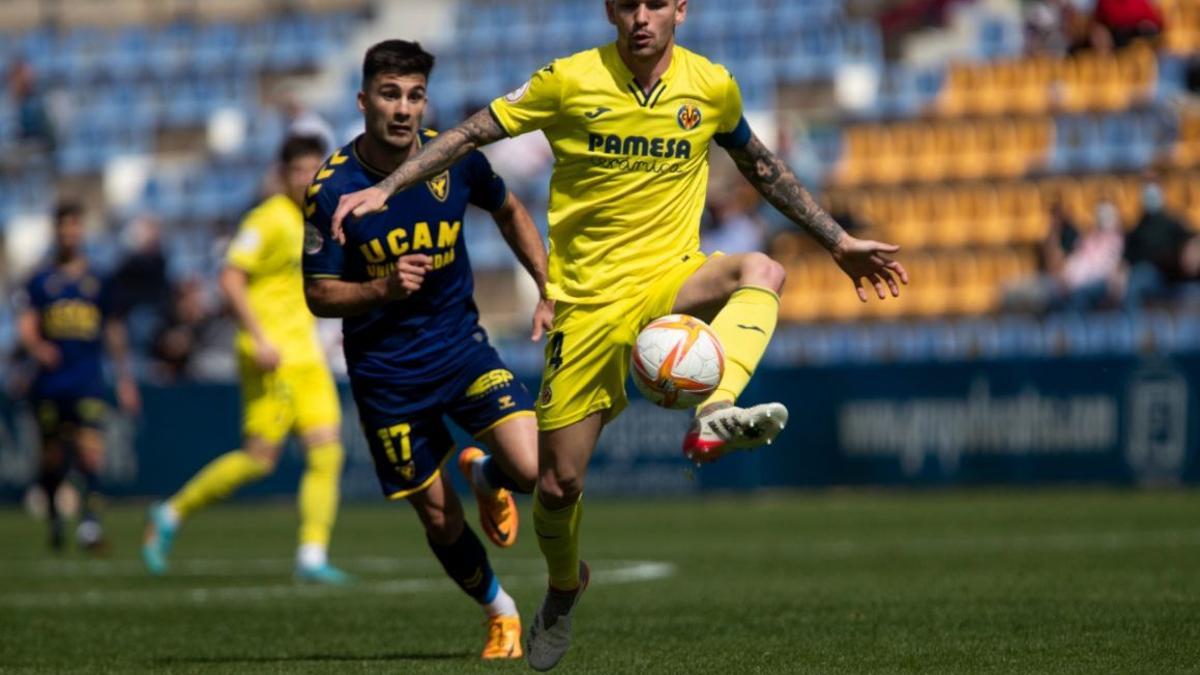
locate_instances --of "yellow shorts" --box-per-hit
[239,357,341,445]
[537,252,712,431]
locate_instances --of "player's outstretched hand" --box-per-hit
[117,376,141,416]
[831,235,909,302]
[531,297,555,341]
[331,186,390,244]
[386,254,434,300]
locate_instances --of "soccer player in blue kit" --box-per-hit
[17,201,140,552]
[303,41,550,659]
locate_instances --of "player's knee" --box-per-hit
[423,502,465,545]
[537,469,583,508]
[306,443,344,473]
[242,444,280,473]
[740,252,786,293]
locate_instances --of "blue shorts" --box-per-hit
[349,343,534,500]
[33,395,108,438]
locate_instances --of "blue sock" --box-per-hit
[481,455,528,494]
[427,525,498,604]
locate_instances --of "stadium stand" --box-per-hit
[3,0,1200,373]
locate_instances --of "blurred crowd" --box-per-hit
[1003,172,1200,313]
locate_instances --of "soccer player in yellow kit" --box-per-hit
[143,135,350,584]
[330,1,908,668]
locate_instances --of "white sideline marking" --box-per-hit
[0,559,676,609]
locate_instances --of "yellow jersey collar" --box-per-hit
[603,42,678,108]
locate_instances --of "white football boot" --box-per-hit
[682,402,789,464]
[526,561,590,671]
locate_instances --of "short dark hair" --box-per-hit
[54,200,83,226]
[278,134,327,165]
[362,40,435,89]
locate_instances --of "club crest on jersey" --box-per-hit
[304,222,323,254]
[677,103,702,131]
[426,171,450,202]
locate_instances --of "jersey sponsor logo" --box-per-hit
[426,171,450,202]
[43,299,102,340]
[465,369,517,399]
[584,106,612,120]
[359,220,462,278]
[586,133,692,160]
[303,222,324,255]
[677,103,702,131]
[505,80,531,102]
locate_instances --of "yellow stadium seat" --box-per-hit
[930,187,969,248]
[1058,53,1098,113]
[911,125,950,184]
[946,122,988,181]
[1011,58,1052,115]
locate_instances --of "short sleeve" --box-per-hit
[226,211,269,274]
[488,63,564,137]
[302,188,344,279]
[713,69,751,149]
[466,151,508,212]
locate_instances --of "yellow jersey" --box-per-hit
[490,43,749,305]
[226,193,325,366]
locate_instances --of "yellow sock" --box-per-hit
[703,286,780,409]
[168,450,271,519]
[298,442,344,548]
[533,490,584,591]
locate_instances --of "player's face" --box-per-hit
[54,213,84,256]
[358,72,428,152]
[606,0,686,57]
[283,154,323,206]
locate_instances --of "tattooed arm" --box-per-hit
[330,108,509,242]
[726,132,909,301]
[726,133,846,251]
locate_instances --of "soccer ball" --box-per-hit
[630,314,724,409]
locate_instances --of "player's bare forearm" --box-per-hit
[17,309,44,354]
[219,266,267,342]
[377,108,508,197]
[304,277,391,318]
[492,193,549,296]
[104,320,134,381]
[726,133,847,252]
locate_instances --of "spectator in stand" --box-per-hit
[1122,177,1196,310]
[109,216,172,349]
[152,278,221,383]
[1003,201,1122,313]
[701,184,767,255]
[1060,200,1125,311]
[1092,0,1164,49]
[6,59,55,160]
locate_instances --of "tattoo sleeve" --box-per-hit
[377,108,509,196]
[726,133,846,252]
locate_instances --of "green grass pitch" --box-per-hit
[1,490,1199,673]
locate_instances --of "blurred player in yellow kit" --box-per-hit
[143,135,350,584]
[330,1,908,668]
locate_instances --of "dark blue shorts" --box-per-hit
[350,343,534,500]
[33,395,108,438]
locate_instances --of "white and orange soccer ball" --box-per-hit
[630,314,725,409]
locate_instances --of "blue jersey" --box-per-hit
[303,132,509,384]
[22,264,111,399]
